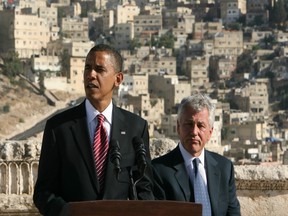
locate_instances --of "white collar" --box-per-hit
[85,99,113,124]
[179,142,206,168]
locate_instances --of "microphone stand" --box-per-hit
[127,166,138,200]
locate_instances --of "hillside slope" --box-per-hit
[0,74,80,140]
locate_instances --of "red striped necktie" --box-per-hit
[93,114,109,192]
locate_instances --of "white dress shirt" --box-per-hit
[85,99,113,145]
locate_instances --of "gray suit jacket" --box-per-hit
[33,100,154,216]
[152,145,240,216]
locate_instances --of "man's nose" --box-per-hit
[86,70,97,80]
[191,125,199,135]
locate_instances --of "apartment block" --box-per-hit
[115,3,140,24]
[185,56,209,90]
[233,78,269,121]
[226,121,270,142]
[125,93,165,127]
[160,114,178,139]
[120,73,148,98]
[162,7,193,32]
[220,0,246,24]
[208,101,223,147]
[209,55,236,81]
[64,41,94,93]
[38,6,58,27]
[134,14,162,37]
[138,54,177,75]
[149,74,191,114]
[213,30,243,57]
[19,0,46,14]
[32,55,60,72]
[61,17,89,42]
[102,9,114,35]
[193,21,222,40]
[114,22,134,50]
[250,30,273,43]
[246,0,270,26]
[0,8,50,58]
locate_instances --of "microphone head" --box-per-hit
[132,136,147,177]
[132,137,146,155]
[132,136,143,146]
[110,139,122,162]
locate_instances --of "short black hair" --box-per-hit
[89,44,123,72]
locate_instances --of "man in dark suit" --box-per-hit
[152,93,240,216]
[33,44,154,216]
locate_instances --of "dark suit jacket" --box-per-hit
[152,146,240,216]
[33,100,154,216]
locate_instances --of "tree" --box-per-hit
[0,51,22,79]
[271,0,287,27]
[236,50,254,74]
[158,33,174,49]
[38,72,46,95]
[129,38,141,51]
[59,50,70,77]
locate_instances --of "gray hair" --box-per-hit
[177,93,216,127]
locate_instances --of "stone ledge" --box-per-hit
[236,179,288,190]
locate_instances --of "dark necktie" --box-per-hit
[93,114,108,192]
[193,158,212,216]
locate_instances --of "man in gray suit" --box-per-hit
[33,44,154,216]
[152,93,240,216]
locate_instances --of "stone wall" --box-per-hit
[0,139,288,216]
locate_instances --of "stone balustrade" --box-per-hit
[0,140,287,216]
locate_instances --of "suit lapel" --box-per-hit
[172,147,193,201]
[205,150,220,215]
[103,105,128,196]
[70,102,99,194]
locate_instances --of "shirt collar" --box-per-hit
[179,142,205,167]
[85,99,113,125]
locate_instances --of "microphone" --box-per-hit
[109,139,122,180]
[132,136,147,177]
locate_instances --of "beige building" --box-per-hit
[193,21,222,40]
[19,0,46,13]
[139,54,177,75]
[64,41,95,94]
[209,55,237,81]
[126,93,165,128]
[185,56,209,90]
[226,120,270,142]
[149,74,191,114]
[134,14,162,37]
[250,30,273,43]
[102,9,114,35]
[120,73,149,98]
[38,6,58,27]
[213,30,243,57]
[0,8,50,58]
[61,17,89,42]
[233,78,270,121]
[32,55,60,72]
[160,114,178,139]
[115,3,140,24]
[114,22,134,50]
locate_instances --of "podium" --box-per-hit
[68,200,202,216]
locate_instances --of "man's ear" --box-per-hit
[115,72,123,87]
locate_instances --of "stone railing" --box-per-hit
[0,139,288,216]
